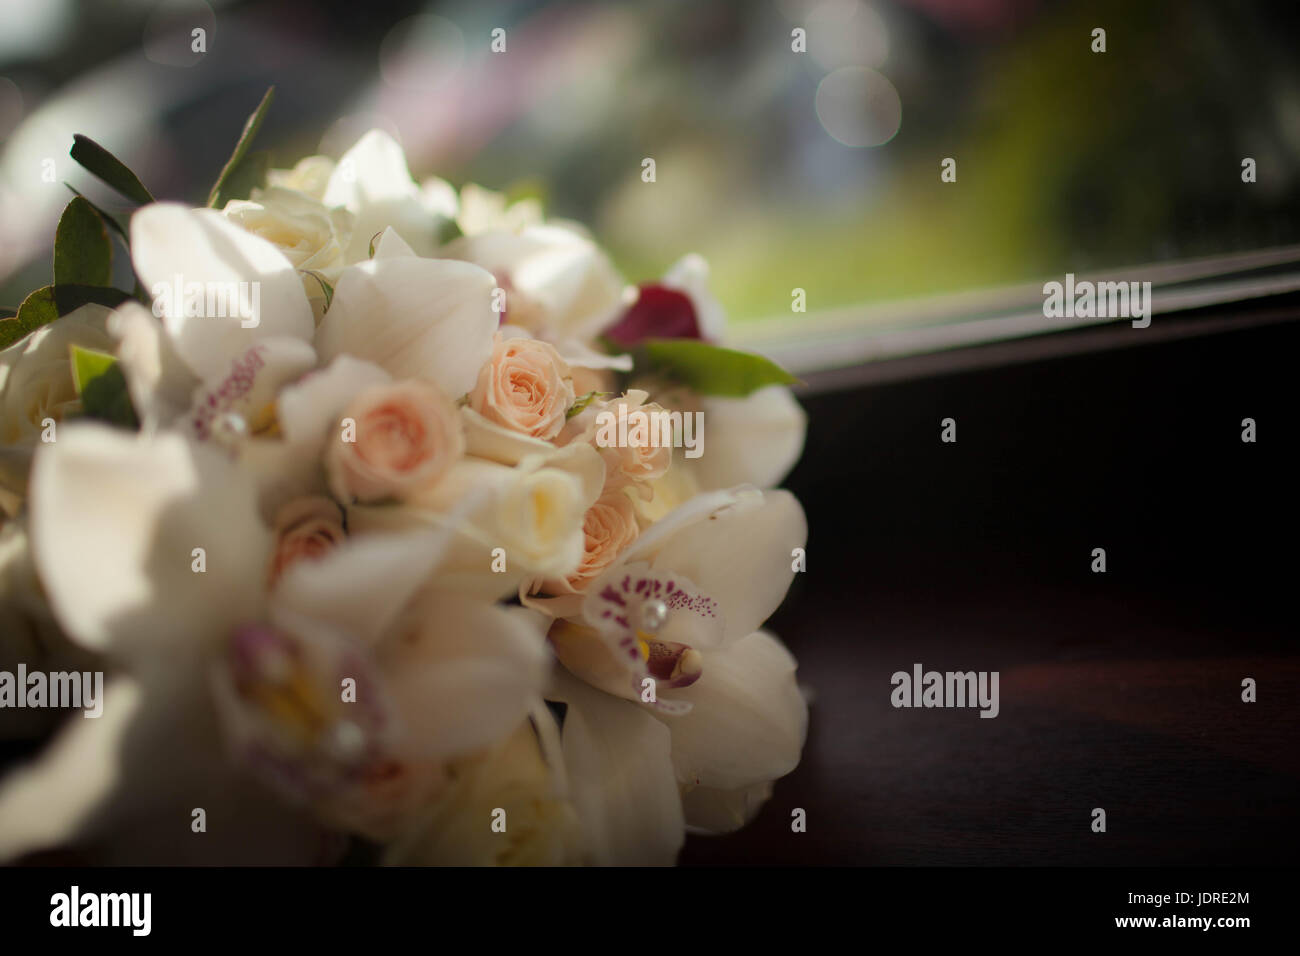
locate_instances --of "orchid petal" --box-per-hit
[649,489,806,645]
[130,203,314,381]
[272,525,458,647]
[378,595,551,761]
[443,226,626,340]
[461,406,554,465]
[108,301,198,433]
[29,425,269,657]
[618,485,748,566]
[690,386,807,490]
[657,630,807,791]
[681,779,775,834]
[314,255,496,397]
[548,668,684,865]
[186,336,316,442]
[371,225,417,260]
[0,677,142,861]
[0,673,333,864]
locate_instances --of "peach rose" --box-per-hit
[468,334,574,440]
[267,496,346,586]
[327,381,464,503]
[596,392,672,492]
[539,490,638,594]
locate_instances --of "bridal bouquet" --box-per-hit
[0,90,809,865]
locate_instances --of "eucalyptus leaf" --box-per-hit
[0,285,132,350]
[70,135,155,205]
[640,339,799,397]
[54,197,113,287]
[208,87,275,208]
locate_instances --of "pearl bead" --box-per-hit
[639,598,668,634]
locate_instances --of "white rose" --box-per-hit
[266,155,337,200]
[322,129,455,262]
[456,183,543,237]
[0,304,114,508]
[223,186,354,319]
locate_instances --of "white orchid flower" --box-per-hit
[313,238,497,397]
[537,486,808,832]
[130,202,316,382]
[543,668,685,864]
[112,200,322,451]
[0,423,549,862]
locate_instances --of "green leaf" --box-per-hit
[54,197,113,287]
[70,135,155,205]
[208,87,275,208]
[566,389,610,419]
[0,285,132,350]
[210,149,270,210]
[64,185,129,241]
[301,270,334,310]
[640,339,799,397]
[78,358,138,429]
[437,217,463,245]
[69,344,118,394]
[70,344,137,427]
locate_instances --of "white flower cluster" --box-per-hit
[0,130,808,865]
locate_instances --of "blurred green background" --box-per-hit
[2,0,1297,325]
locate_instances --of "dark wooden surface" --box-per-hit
[682,301,1299,865]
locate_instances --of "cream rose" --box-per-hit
[469,334,575,440]
[0,304,114,509]
[596,391,672,492]
[455,183,543,237]
[327,381,464,503]
[266,155,337,200]
[223,186,354,318]
[267,495,346,586]
[495,462,592,575]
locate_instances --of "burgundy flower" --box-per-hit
[604,284,702,347]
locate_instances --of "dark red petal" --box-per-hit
[604,284,701,347]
